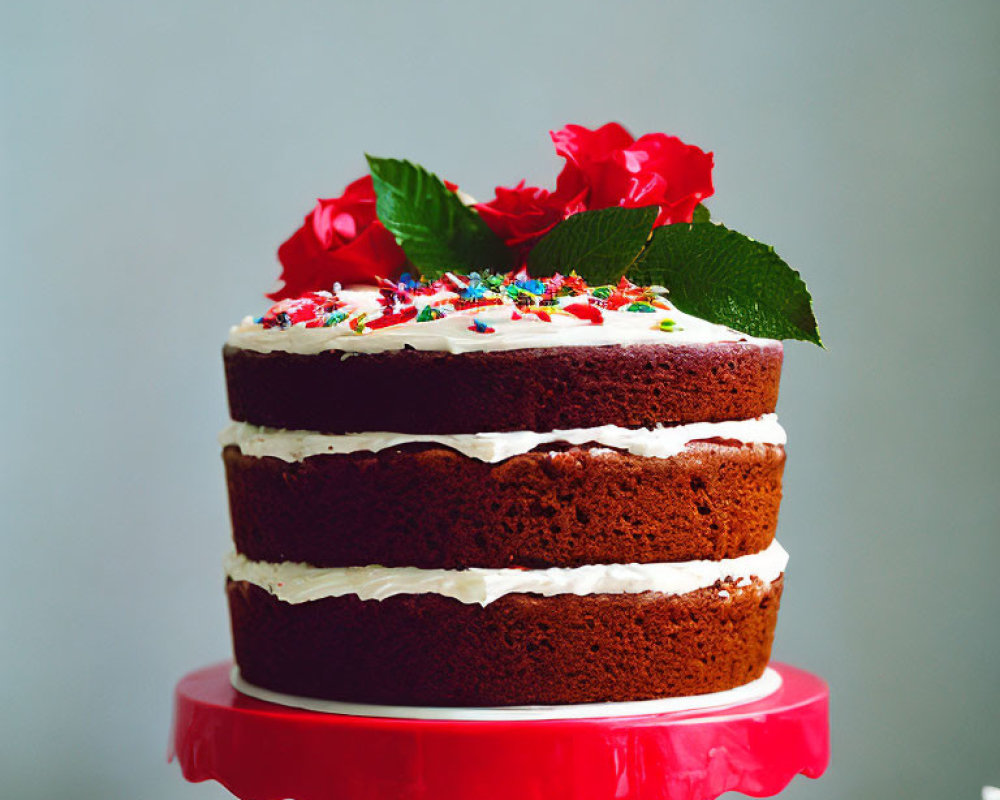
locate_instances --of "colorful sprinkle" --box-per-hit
[461,283,487,301]
[605,292,631,311]
[626,301,656,313]
[417,306,445,323]
[560,273,589,296]
[367,305,417,329]
[468,318,496,334]
[659,318,676,331]
[259,292,339,328]
[515,278,546,296]
[453,297,504,311]
[397,272,422,291]
[512,290,534,307]
[563,302,604,324]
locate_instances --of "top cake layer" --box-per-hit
[224,279,783,434]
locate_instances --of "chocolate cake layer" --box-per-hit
[228,576,782,706]
[224,341,783,434]
[224,441,784,568]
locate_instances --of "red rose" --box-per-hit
[475,181,586,258]
[476,123,714,264]
[552,122,714,226]
[269,176,407,300]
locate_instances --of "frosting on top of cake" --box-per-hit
[220,414,786,464]
[225,539,788,607]
[227,274,777,356]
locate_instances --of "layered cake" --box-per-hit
[223,280,788,706]
[221,122,819,708]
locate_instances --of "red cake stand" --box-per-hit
[170,661,828,800]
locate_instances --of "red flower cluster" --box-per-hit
[270,124,713,296]
[477,123,714,258]
[269,176,407,301]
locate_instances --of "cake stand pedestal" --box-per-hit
[169,661,828,800]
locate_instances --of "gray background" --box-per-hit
[3,1,998,798]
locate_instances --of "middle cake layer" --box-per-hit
[222,418,786,568]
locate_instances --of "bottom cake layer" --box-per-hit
[227,576,783,706]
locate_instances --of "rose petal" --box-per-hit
[551,123,714,227]
[269,176,407,300]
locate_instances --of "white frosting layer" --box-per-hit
[227,288,776,355]
[224,540,788,607]
[231,665,783,720]
[220,414,786,464]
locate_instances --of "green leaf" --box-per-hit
[527,206,657,284]
[366,155,512,278]
[629,224,822,345]
[692,203,711,224]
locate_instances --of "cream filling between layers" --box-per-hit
[225,540,788,607]
[220,414,786,464]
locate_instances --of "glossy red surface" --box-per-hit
[169,661,828,800]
